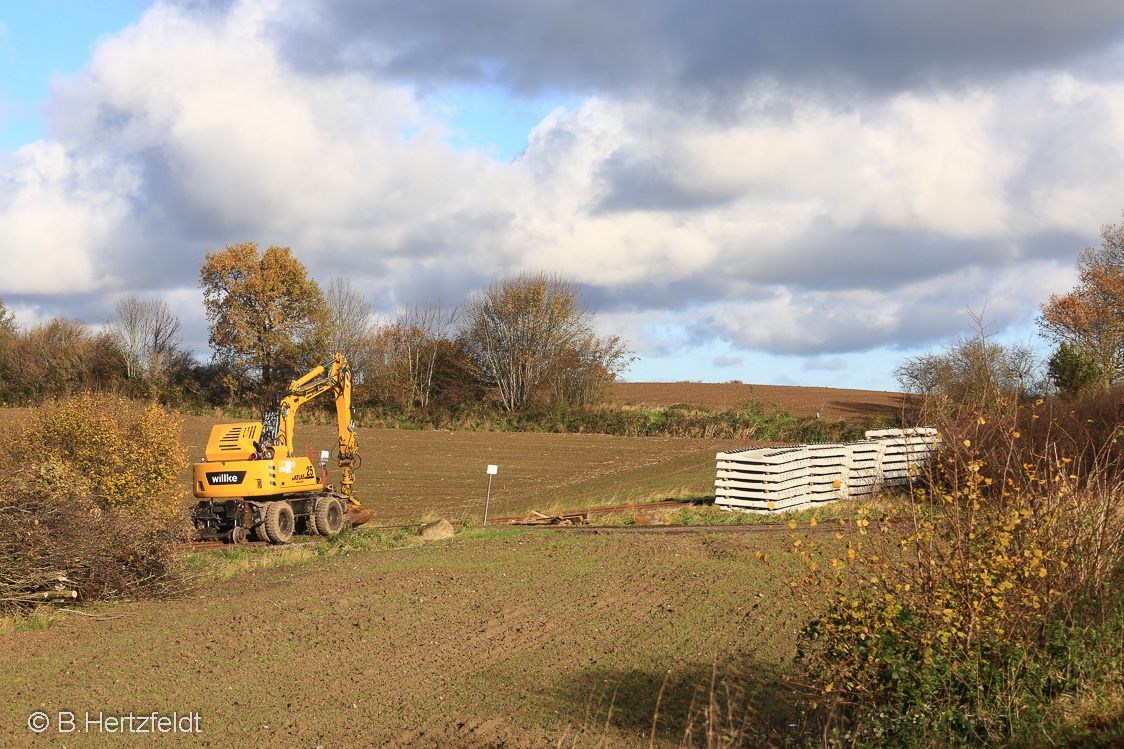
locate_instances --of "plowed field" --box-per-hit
[0,379,903,526]
[610,382,908,419]
[0,388,878,746]
[180,417,739,524]
[0,527,817,747]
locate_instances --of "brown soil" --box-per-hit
[611,382,909,419]
[0,528,815,747]
[180,416,738,525]
[0,383,901,529]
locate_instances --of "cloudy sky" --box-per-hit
[3,0,1124,391]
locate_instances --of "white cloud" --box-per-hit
[0,141,135,294]
[805,357,847,371]
[3,0,1124,388]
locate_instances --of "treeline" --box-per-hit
[0,301,192,403]
[895,215,1124,411]
[199,245,634,416]
[0,244,634,418]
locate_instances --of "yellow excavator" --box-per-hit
[190,354,373,544]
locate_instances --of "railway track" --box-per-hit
[175,539,275,551]
[479,497,704,525]
[517,519,891,535]
[178,497,879,549]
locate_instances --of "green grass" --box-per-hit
[183,525,426,584]
[587,493,910,527]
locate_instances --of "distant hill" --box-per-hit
[609,382,909,420]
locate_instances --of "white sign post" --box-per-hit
[484,465,498,525]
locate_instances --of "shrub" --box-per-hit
[793,399,1124,746]
[1048,341,1100,398]
[10,392,188,525]
[0,393,189,613]
[895,313,1044,421]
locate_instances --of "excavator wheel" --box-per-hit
[250,522,268,542]
[314,496,345,536]
[264,501,295,544]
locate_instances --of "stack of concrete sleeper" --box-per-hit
[713,427,939,513]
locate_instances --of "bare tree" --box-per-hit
[355,301,456,409]
[895,307,1044,416]
[146,300,182,377]
[323,275,376,365]
[397,301,457,408]
[461,272,621,412]
[548,332,634,407]
[109,294,183,381]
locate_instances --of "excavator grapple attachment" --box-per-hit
[345,501,373,527]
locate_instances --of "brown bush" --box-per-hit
[0,462,185,613]
[930,388,1124,502]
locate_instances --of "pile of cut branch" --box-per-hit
[0,462,184,614]
[509,510,591,526]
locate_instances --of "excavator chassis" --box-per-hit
[191,491,351,545]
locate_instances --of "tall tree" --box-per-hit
[322,274,375,366]
[108,294,183,381]
[1039,220,1124,390]
[360,301,458,409]
[460,272,629,412]
[200,243,324,388]
[395,301,457,408]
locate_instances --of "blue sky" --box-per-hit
[0,1,148,150]
[2,0,1122,391]
[0,1,561,160]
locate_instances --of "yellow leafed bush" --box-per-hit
[794,409,1124,746]
[13,392,188,525]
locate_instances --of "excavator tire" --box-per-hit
[251,522,268,542]
[314,496,345,536]
[264,501,295,544]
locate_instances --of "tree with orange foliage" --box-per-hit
[200,242,324,388]
[1039,220,1124,391]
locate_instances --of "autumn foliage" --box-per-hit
[460,272,632,412]
[9,392,189,524]
[1039,220,1124,391]
[0,393,189,611]
[200,242,325,388]
[795,401,1124,745]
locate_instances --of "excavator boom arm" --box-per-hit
[259,354,359,499]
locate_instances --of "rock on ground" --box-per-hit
[418,519,455,540]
